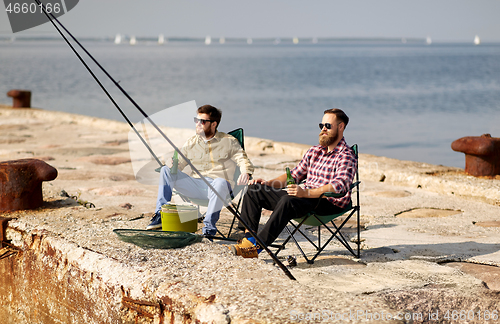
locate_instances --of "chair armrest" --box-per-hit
[321,181,360,198]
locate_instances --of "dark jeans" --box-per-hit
[240,184,344,246]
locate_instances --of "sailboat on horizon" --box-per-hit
[114,34,122,45]
[426,36,432,45]
[129,36,137,45]
[205,35,211,45]
[158,34,165,45]
[474,35,480,45]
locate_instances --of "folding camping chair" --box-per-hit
[275,144,361,263]
[175,128,247,238]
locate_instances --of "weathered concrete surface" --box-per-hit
[2,215,394,324]
[1,106,500,323]
[0,229,125,324]
[357,153,500,206]
[445,262,500,291]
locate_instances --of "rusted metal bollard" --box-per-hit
[6,89,31,108]
[451,134,500,177]
[0,159,58,211]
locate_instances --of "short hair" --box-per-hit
[198,105,222,128]
[324,108,349,127]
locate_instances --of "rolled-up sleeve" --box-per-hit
[291,148,313,184]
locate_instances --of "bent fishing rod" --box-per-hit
[35,0,295,280]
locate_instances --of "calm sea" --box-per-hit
[1,40,499,168]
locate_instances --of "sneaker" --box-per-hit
[202,234,214,242]
[146,211,162,230]
[230,238,259,258]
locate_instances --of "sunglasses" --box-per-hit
[319,123,334,130]
[194,117,214,125]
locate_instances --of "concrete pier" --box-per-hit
[1,106,499,323]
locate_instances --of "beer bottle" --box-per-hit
[171,150,178,174]
[285,167,295,186]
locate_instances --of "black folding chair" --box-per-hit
[275,144,361,263]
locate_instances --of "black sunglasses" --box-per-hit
[194,117,214,125]
[319,123,333,130]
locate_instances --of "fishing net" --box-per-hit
[113,229,202,249]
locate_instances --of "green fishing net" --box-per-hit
[113,229,202,249]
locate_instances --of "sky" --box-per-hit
[1,0,500,42]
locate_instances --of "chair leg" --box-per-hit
[356,206,360,258]
[276,220,315,264]
[216,228,227,238]
[216,202,243,239]
[331,219,357,256]
[226,193,244,237]
[293,224,319,249]
[275,225,296,257]
[277,208,360,264]
[227,216,237,237]
[288,227,313,264]
[309,211,359,260]
[317,226,321,250]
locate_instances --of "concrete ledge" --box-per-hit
[1,218,392,324]
[357,154,500,206]
[2,222,234,323]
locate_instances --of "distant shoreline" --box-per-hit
[3,35,497,45]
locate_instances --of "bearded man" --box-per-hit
[230,108,357,258]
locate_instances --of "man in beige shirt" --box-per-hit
[147,105,254,237]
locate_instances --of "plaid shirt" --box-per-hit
[291,137,357,209]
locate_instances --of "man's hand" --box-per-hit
[248,178,267,186]
[286,184,309,197]
[237,173,251,185]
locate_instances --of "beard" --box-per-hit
[197,126,215,139]
[319,131,337,147]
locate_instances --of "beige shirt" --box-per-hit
[177,131,254,187]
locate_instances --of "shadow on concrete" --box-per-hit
[364,241,500,263]
[41,198,81,210]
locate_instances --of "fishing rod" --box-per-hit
[29,3,162,168]
[34,0,295,280]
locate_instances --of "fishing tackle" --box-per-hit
[34,0,295,280]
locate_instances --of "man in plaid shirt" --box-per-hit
[231,108,357,258]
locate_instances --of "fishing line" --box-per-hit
[34,0,296,280]
[30,0,162,167]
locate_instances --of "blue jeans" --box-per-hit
[155,166,232,236]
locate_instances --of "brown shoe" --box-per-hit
[230,238,259,258]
